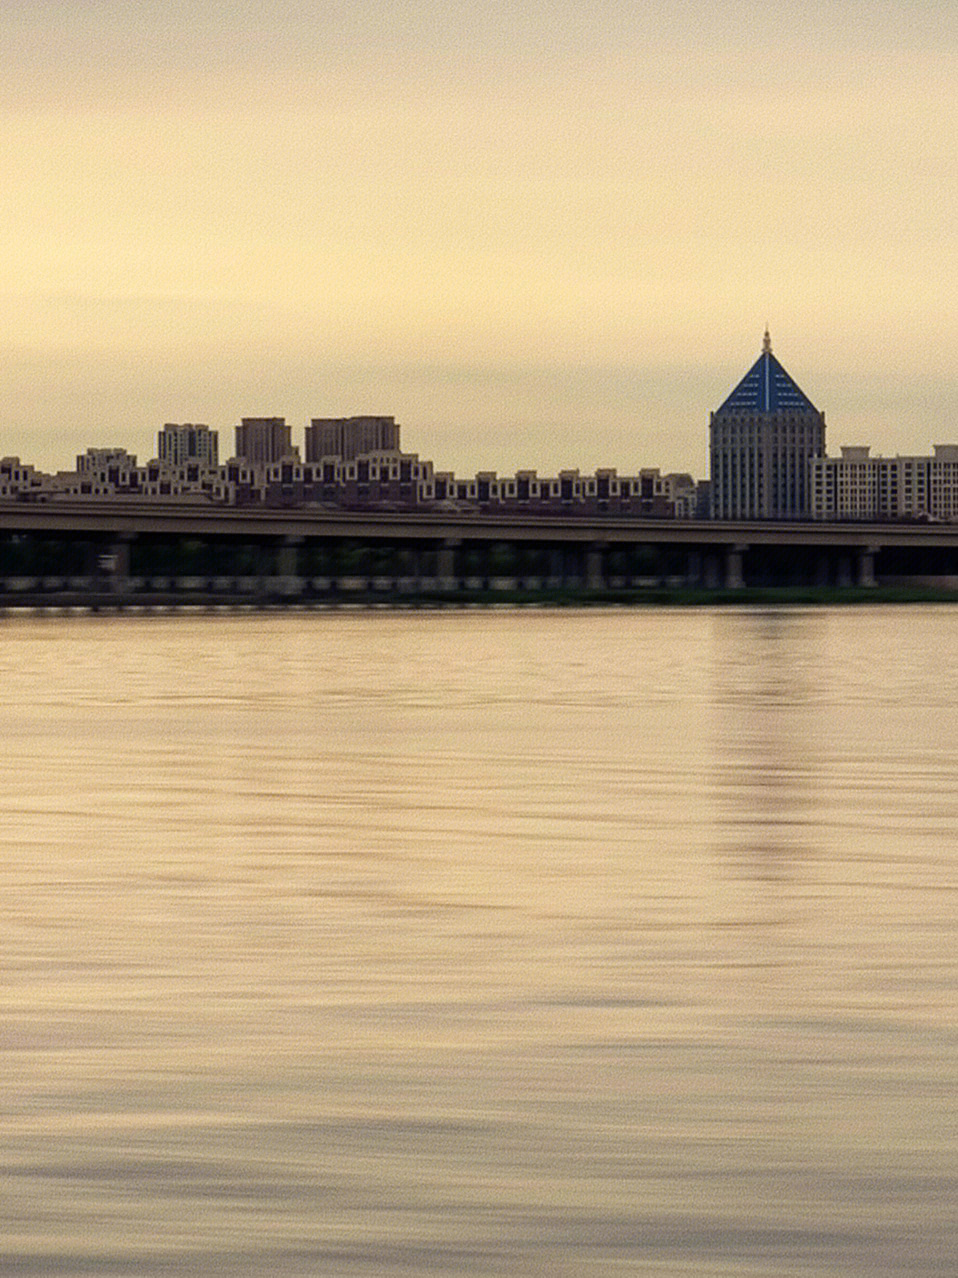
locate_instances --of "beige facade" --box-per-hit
[75,448,138,476]
[304,416,401,462]
[0,457,45,499]
[810,445,958,521]
[234,418,293,464]
[158,423,218,467]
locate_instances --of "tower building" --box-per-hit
[710,331,825,519]
[234,418,293,465]
[305,416,401,462]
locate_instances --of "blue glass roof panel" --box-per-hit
[716,351,818,414]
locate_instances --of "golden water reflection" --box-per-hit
[1,608,955,1275]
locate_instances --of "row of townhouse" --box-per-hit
[0,458,46,499]
[810,446,958,521]
[430,468,698,517]
[1,448,699,518]
[210,455,698,516]
[3,449,224,501]
[213,451,434,506]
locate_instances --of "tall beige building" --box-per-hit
[305,416,400,462]
[710,332,826,519]
[234,418,292,464]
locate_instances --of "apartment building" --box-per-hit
[811,445,958,521]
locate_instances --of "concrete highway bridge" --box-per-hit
[1,499,957,601]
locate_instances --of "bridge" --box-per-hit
[1,499,957,600]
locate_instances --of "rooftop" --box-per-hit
[715,329,819,415]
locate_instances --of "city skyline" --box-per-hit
[3,328,956,486]
[1,1,955,475]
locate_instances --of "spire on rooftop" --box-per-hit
[762,326,772,354]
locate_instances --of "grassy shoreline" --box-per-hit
[4,584,958,610]
[409,586,958,606]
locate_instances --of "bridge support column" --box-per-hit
[104,533,134,595]
[547,547,565,589]
[277,536,304,596]
[586,543,607,592]
[438,539,460,592]
[703,551,722,590]
[725,544,748,590]
[408,545,423,593]
[857,544,878,588]
[563,544,584,589]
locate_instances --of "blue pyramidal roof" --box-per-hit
[715,333,818,414]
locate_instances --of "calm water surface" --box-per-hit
[0,606,955,1276]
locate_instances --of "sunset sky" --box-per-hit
[1,1,955,476]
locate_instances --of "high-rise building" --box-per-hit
[305,416,401,462]
[234,418,293,464]
[710,331,825,519]
[158,423,218,467]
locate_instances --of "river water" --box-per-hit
[0,606,955,1277]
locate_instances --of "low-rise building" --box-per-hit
[810,445,958,521]
[71,449,140,495]
[0,457,45,498]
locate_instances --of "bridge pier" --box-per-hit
[725,544,748,590]
[276,535,304,596]
[438,539,460,592]
[563,545,584,589]
[406,545,423,593]
[586,543,607,592]
[101,533,134,596]
[110,539,130,594]
[858,544,878,588]
[703,551,722,590]
[546,547,565,589]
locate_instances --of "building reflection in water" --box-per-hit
[706,609,829,1020]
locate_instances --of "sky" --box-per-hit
[1,0,955,477]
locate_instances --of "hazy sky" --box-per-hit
[1,1,955,475]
